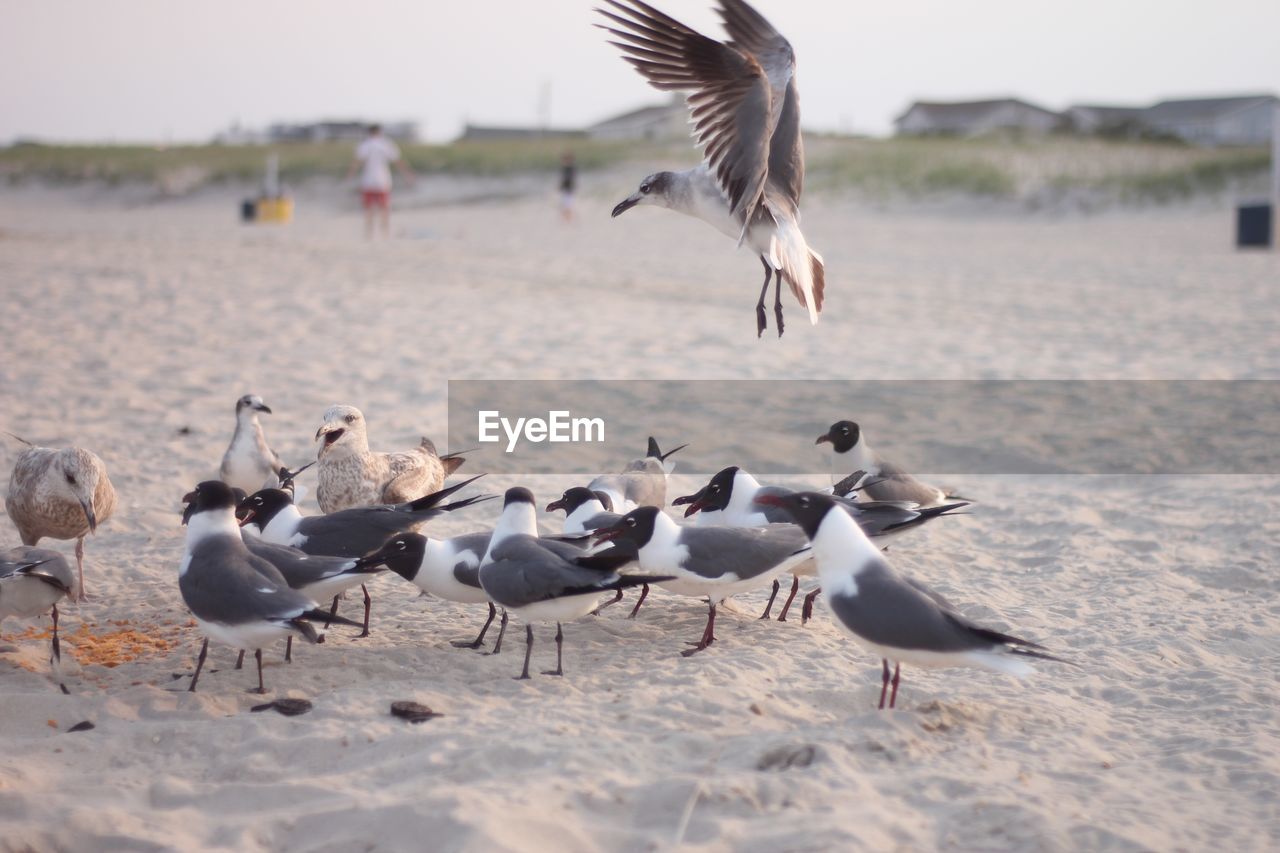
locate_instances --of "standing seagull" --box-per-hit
[6,439,116,600]
[219,394,284,495]
[478,488,666,680]
[0,547,75,692]
[237,476,491,635]
[677,465,969,621]
[594,507,811,655]
[816,421,954,506]
[587,436,687,512]
[179,481,362,694]
[601,0,825,337]
[755,492,1069,709]
[357,531,502,650]
[314,405,465,514]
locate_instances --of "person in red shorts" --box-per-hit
[346,124,413,238]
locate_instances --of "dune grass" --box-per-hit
[1,135,1269,205]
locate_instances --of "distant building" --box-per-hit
[894,98,1061,137]
[1139,95,1277,146]
[455,124,587,142]
[1063,105,1146,136]
[587,94,690,141]
[265,120,419,144]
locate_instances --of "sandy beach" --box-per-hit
[1,179,1278,851]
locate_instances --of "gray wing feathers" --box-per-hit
[681,524,809,580]
[826,560,988,654]
[180,538,315,624]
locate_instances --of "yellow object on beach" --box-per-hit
[256,197,293,223]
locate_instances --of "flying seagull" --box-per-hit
[6,437,116,601]
[600,0,825,337]
[314,404,465,513]
[755,491,1070,709]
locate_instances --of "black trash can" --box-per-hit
[240,199,257,223]
[1236,203,1272,248]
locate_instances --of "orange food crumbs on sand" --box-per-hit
[8,621,184,669]
[47,719,57,728]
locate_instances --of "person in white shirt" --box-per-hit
[346,124,413,238]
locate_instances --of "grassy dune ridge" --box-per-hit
[0,135,1269,204]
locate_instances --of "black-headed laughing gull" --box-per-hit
[677,465,969,620]
[594,506,810,655]
[755,491,1069,709]
[179,481,363,694]
[817,421,960,506]
[1,547,75,692]
[601,0,825,337]
[237,475,491,635]
[356,531,499,649]
[478,488,667,680]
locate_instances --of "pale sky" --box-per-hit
[3,0,1278,144]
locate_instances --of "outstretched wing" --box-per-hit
[716,0,802,204]
[599,0,773,222]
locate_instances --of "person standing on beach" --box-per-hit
[346,124,413,238]
[559,151,577,223]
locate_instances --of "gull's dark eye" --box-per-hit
[397,541,406,550]
[65,473,76,485]
[799,496,810,507]
[840,427,849,435]
[640,183,651,194]
[626,517,636,527]
[345,414,356,424]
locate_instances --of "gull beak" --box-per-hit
[237,508,256,528]
[753,494,786,509]
[255,403,273,414]
[611,193,642,218]
[815,434,831,446]
[592,523,625,546]
[80,500,98,533]
[315,423,344,456]
[545,498,567,513]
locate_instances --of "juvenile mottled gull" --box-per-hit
[314,405,465,514]
[601,0,825,337]
[1,546,75,692]
[755,491,1070,709]
[220,394,284,495]
[6,439,116,600]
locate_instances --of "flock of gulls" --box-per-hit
[4,393,1069,708]
[2,1,1072,709]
